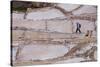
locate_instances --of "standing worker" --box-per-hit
[76,22,81,33]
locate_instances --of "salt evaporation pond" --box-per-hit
[12,44,74,61]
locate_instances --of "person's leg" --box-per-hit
[76,28,78,33]
[79,28,81,33]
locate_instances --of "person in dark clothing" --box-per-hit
[76,22,81,33]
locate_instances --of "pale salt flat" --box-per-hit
[15,44,68,61]
[26,8,65,20]
[12,43,76,61]
[57,4,80,11]
[73,5,97,15]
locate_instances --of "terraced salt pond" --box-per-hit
[12,43,76,62]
